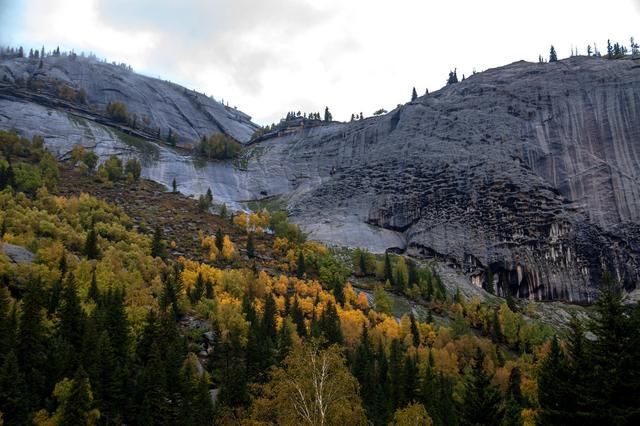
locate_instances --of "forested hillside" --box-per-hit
[1,129,639,425]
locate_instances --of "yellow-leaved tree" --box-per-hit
[221,235,237,261]
[250,342,368,425]
[390,402,433,426]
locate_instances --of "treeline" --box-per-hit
[0,45,133,71]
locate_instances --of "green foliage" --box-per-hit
[269,211,306,243]
[101,155,123,181]
[13,162,43,195]
[538,273,640,425]
[151,224,166,259]
[124,158,141,181]
[373,284,393,315]
[106,101,129,123]
[246,232,255,259]
[83,150,98,172]
[549,45,558,62]
[353,248,376,276]
[84,220,99,260]
[459,348,504,425]
[197,134,242,160]
[198,187,213,212]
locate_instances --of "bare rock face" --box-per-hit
[1,243,35,264]
[243,57,640,302]
[0,54,258,143]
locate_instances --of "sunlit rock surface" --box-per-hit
[0,54,258,143]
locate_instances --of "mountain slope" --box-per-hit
[237,56,640,302]
[2,52,640,303]
[0,53,258,144]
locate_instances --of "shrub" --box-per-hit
[102,155,123,181]
[106,101,129,123]
[124,158,141,181]
[82,151,98,172]
[13,163,42,195]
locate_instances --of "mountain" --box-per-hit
[0,52,258,146]
[2,52,640,303]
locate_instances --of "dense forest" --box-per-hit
[0,129,639,425]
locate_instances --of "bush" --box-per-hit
[13,163,42,195]
[102,155,123,181]
[125,158,142,181]
[106,101,129,123]
[82,151,98,172]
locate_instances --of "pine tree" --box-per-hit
[319,301,343,345]
[586,273,640,423]
[291,297,307,338]
[262,293,278,342]
[205,279,214,299]
[420,351,438,418]
[151,224,166,258]
[411,87,418,101]
[447,69,459,85]
[389,338,406,411]
[16,283,48,408]
[407,260,417,288]
[0,287,15,361]
[190,273,205,305]
[324,106,332,122]
[384,252,394,286]
[59,366,95,426]
[410,313,420,347]
[92,331,119,421]
[333,280,345,306]
[459,348,503,426]
[137,342,171,425]
[537,336,573,425]
[88,268,100,302]
[48,277,63,315]
[215,329,248,405]
[246,232,255,259]
[84,218,99,259]
[0,350,29,425]
[215,228,224,252]
[549,45,558,62]
[296,251,306,278]
[502,366,524,426]
[376,341,392,424]
[277,318,293,361]
[403,354,418,403]
[58,273,85,350]
[353,325,376,417]
[172,177,177,193]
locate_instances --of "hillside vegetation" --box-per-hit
[0,130,639,425]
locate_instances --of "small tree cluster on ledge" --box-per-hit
[196,134,241,160]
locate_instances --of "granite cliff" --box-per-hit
[0,53,258,145]
[1,53,639,303]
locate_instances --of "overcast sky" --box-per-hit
[2,0,640,124]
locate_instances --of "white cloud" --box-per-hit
[2,0,640,124]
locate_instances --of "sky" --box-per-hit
[1,0,640,125]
